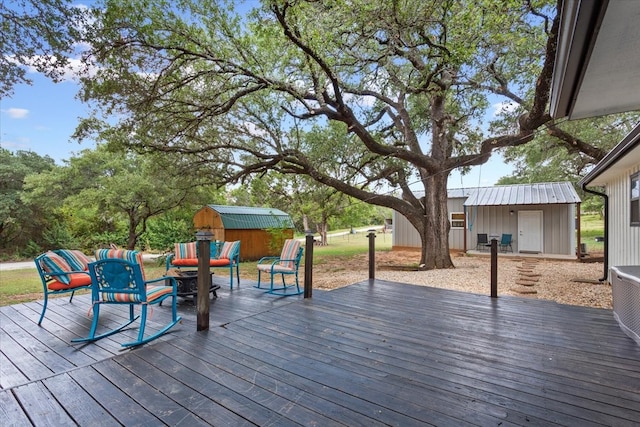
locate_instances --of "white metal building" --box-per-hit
[392,182,581,257]
[578,127,640,268]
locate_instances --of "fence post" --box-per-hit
[490,238,498,298]
[368,229,376,280]
[304,232,314,298]
[196,230,213,331]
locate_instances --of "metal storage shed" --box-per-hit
[193,205,295,261]
[392,182,581,257]
[464,182,581,256]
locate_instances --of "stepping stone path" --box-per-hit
[513,259,540,295]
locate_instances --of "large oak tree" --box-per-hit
[77,0,608,268]
[0,0,91,97]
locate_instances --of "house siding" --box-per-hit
[393,186,579,256]
[608,163,640,267]
[392,198,467,250]
[470,204,574,255]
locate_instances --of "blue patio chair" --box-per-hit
[72,249,181,348]
[499,234,513,253]
[34,250,93,325]
[256,239,304,296]
[166,240,241,289]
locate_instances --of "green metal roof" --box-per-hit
[207,205,294,230]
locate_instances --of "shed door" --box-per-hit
[518,210,543,253]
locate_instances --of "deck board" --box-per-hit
[0,278,639,426]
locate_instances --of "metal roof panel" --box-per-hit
[463,182,581,206]
[206,205,294,229]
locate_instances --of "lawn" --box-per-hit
[580,213,605,253]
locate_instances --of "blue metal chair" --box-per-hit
[34,251,93,325]
[499,234,513,252]
[256,239,304,296]
[72,253,181,348]
[166,240,241,289]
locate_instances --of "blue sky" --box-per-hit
[0,0,514,189]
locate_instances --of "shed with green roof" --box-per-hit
[193,205,295,260]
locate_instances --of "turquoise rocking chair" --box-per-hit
[72,250,181,348]
[256,239,304,296]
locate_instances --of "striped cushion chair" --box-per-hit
[210,240,241,289]
[169,242,198,267]
[71,249,181,347]
[256,239,304,296]
[166,241,241,289]
[34,250,93,325]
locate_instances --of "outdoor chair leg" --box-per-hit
[71,304,139,344]
[38,293,48,326]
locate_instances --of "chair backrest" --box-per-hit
[477,233,488,244]
[279,239,301,270]
[218,240,240,261]
[88,258,147,303]
[95,248,146,280]
[500,234,512,244]
[36,251,74,284]
[53,249,91,272]
[174,242,197,260]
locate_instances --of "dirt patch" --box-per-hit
[306,250,611,309]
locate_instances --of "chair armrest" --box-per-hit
[165,254,175,270]
[257,256,279,265]
[146,276,177,288]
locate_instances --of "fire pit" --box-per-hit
[169,270,220,299]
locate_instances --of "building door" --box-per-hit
[518,210,543,253]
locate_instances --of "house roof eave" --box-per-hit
[578,123,640,187]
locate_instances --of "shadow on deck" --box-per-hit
[1,276,639,426]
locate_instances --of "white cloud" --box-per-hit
[492,101,518,117]
[4,108,29,119]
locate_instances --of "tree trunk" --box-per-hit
[316,221,328,246]
[412,174,454,270]
[126,214,139,250]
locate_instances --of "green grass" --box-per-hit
[580,213,605,253]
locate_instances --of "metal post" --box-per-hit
[368,229,376,280]
[196,230,213,331]
[490,238,498,298]
[304,232,314,298]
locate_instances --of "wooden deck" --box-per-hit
[1,276,639,426]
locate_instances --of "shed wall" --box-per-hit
[193,206,294,261]
[394,200,577,256]
[223,229,294,261]
[607,163,640,268]
[193,206,225,240]
[470,204,575,255]
[392,198,467,250]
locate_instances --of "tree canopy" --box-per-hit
[22,144,217,249]
[0,149,55,249]
[0,0,92,97]
[74,0,612,268]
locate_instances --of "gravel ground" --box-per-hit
[311,251,611,309]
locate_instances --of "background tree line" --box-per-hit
[0,145,388,260]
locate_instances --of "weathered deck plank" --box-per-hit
[0,278,639,426]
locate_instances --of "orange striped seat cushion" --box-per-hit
[47,273,92,291]
[101,285,174,303]
[172,258,230,267]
